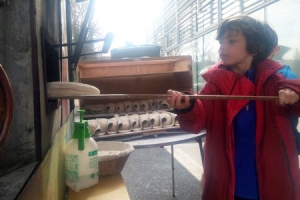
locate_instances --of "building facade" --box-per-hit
[147,0,300,91]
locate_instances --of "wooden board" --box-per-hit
[78,56,192,79]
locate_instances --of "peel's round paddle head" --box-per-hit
[0,65,14,151]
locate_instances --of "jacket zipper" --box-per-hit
[227,125,235,200]
[227,77,238,200]
[256,98,264,200]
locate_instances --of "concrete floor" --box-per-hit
[122,142,202,200]
[164,142,203,182]
[165,140,300,178]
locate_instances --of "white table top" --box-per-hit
[125,130,206,149]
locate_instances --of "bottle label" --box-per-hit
[88,150,98,156]
[88,150,98,169]
[65,154,79,182]
[65,150,98,183]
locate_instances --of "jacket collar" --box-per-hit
[202,60,284,90]
[201,61,245,95]
[201,62,253,123]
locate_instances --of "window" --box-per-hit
[149,0,293,90]
[266,0,300,76]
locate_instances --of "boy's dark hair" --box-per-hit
[216,15,273,65]
[263,23,278,49]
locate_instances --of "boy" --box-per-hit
[265,23,300,155]
[265,23,298,79]
[167,16,300,200]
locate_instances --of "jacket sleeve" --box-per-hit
[176,99,206,134]
[175,64,222,134]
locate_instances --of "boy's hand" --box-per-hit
[278,88,299,106]
[166,89,191,110]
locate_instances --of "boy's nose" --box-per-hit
[219,43,224,51]
[219,45,225,53]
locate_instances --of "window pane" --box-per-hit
[266,0,300,76]
[194,31,219,91]
[203,30,219,65]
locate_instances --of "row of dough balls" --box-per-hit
[83,99,170,115]
[88,111,178,136]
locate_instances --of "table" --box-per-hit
[124,130,206,197]
[67,173,130,200]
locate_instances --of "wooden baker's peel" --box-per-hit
[48,93,279,101]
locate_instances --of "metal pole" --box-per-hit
[198,138,204,165]
[72,0,96,67]
[171,144,175,197]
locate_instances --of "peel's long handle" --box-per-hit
[187,95,279,101]
[48,94,279,101]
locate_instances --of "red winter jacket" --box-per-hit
[177,60,300,200]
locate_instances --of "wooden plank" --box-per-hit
[78,55,192,67]
[79,63,191,79]
[66,174,130,200]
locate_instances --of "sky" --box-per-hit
[94,0,163,49]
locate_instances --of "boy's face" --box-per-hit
[218,29,254,72]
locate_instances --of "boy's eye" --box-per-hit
[228,39,237,44]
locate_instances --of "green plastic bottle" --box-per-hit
[65,110,99,192]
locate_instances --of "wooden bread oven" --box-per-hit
[77,55,193,139]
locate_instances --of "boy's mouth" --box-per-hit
[220,54,229,59]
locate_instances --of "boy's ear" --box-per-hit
[248,42,261,55]
[273,45,280,56]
